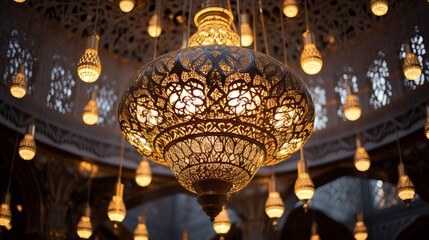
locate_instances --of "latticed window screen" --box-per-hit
[368,51,392,109]
[46,54,76,114]
[370,180,400,209]
[87,77,118,127]
[399,26,429,90]
[3,29,36,94]
[308,78,328,130]
[335,66,359,120]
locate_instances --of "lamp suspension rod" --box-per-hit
[236,0,242,47]
[118,137,125,184]
[6,134,19,194]
[153,0,162,59]
[279,0,288,65]
[304,0,310,31]
[258,0,270,56]
[252,0,257,51]
[186,0,193,48]
[227,0,237,32]
[93,0,101,34]
[86,163,93,204]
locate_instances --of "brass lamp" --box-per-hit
[300,30,323,75]
[344,85,361,121]
[294,148,315,209]
[148,14,162,38]
[403,42,422,81]
[353,213,368,240]
[283,0,299,18]
[213,206,231,235]
[77,33,102,83]
[240,13,253,47]
[397,163,415,206]
[0,193,12,228]
[107,183,126,222]
[10,63,27,99]
[265,175,285,223]
[188,0,240,46]
[19,123,36,160]
[135,158,152,187]
[134,215,149,240]
[370,0,388,16]
[354,136,370,172]
[76,204,93,239]
[310,222,321,240]
[425,105,429,139]
[119,0,135,13]
[83,91,99,125]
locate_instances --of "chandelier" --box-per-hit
[0,193,12,229]
[77,33,102,83]
[294,148,315,209]
[354,136,371,172]
[135,158,152,187]
[265,175,285,225]
[82,91,99,125]
[119,0,314,221]
[76,204,93,239]
[397,163,415,206]
[402,42,422,81]
[353,213,368,240]
[10,63,27,99]
[19,123,36,160]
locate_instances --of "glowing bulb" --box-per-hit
[10,64,27,98]
[213,207,231,235]
[370,0,388,16]
[300,30,323,75]
[397,163,415,202]
[107,183,126,223]
[240,14,253,47]
[0,193,12,228]
[14,0,26,2]
[83,91,99,125]
[294,157,315,203]
[344,94,361,121]
[119,0,135,13]
[77,34,102,83]
[77,205,93,239]
[354,213,368,240]
[148,14,162,38]
[265,191,285,219]
[403,52,422,81]
[283,0,299,18]
[134,216,149,240]
[355,147,370,172]
[135,159,152,187]
[19,123,36,160]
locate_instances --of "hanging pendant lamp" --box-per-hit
[402,42,422,81]
[265,174,285,226]
[294,148,315,210]
[19,123,36,160]
[134,215,149,240]
[354,136,370,172]
[343,84,361,121]
[135,158,152,187]
[213,206,231,236]
[353,213,368,240]
[82,91,99,125]
[10,63,27,99]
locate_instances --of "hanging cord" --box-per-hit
[186,0,193,48]
[117,137,125,184]
[252,0,257,51]
[279,0,288,65]
[153,0,162,59]
[93,0,101,34]
[181,0,188,46]
[86,162,93,205]
[6,134,19,194]
[304,0,310,31]
[236,0,242,47]
[227,0,237,33]
[258,0,270,56]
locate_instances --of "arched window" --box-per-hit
[368,51,391,109]
[87,77,118,127]
[335,66,359,120]
[307,78,328,130]
[46,54,76,113]
[3,29,36,94]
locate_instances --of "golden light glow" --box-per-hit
[425,107,429,139]
[188,3,240,46]
[119,0,135,13]
[370,0,388,16]
[119,45,315,221]
[10,64,27,99]
[240,13,253,47]
[135,159,152,187]
[265,191,285,219]
[14,0,26,2]
[134,216,149,240]
[283,0,299,18]
[295,172,315,201]
[301,31,323,75]
[148,14,162,38]
[355,147,370,172]
[77,34,102,83]
[182,229,189,240]
[354,214,368,240]
[108,183,126,223]
[213,207,231,235]
[311,222,321,240]
[0,194,11,228]
[19,124,36,160]
[83,91,99,125]
[344,94,361,121]
[77,216,93,239]
[403,52,422,81]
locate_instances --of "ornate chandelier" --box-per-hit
[354,136,371,172]
[353,213,368,240]
[294,148,315,209]
[370,0,388,17]
[10,63,27,99]
[402,43,422,81]
[119,0,314,221]
[77,33,102,83]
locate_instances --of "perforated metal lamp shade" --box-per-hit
[76,206,93,239]
[19,123,36,160]
[397,163,415,202]
[134,216,149,240]
[300,30,323,75]
[82,91,99,125]
[354,137,370,172]
[354,213,368,240]
[77,33,102,83]
[265,191,285,219]
[119,0,135,13]
[119,44,314,221]
[370,0,388,16]
[10,64,27,99]
[107,183,126,223]
[0,193,12,228]
[213,207,231,235]
[403,53,422,81]
[283,0,299,18]
[135,158,152,187]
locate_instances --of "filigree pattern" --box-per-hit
[46,54,76,114]
[307,78,327,130]
[2,29,36,95]
[368,51,391,109]
[335,66,359,120]
[119,45,314,192]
